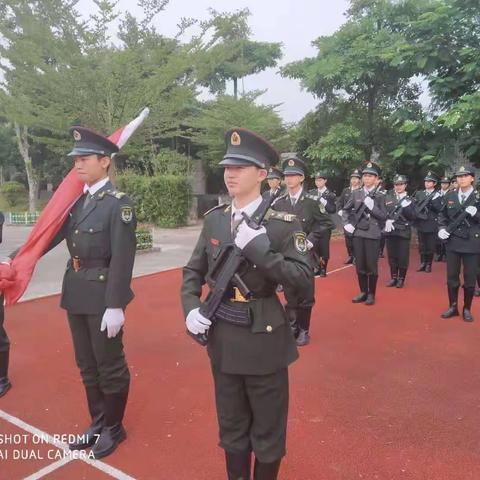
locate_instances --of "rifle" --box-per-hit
[350,184,381,229]
[187,187,282,346]
[415,189,438,216]
[445,193,479,234]
[389,195,412,223]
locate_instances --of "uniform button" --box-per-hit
[72,243,76,247]
[266,325,273,333]
[99,275,105,281]
[75,230,79,234]
[89,228,93,233]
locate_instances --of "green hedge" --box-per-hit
[117,173,191,227]
[1,181,26,207]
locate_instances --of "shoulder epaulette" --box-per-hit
[265,209,296,222]
[204,203,229,216]
[101,189,126,200]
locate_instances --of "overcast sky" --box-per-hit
[77,0,350,123]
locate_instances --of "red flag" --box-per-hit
[4,108,150,305]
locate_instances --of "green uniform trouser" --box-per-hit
[212,366,289,463]
[67,313,130,394]
[0,296,8,353]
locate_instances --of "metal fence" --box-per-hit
[8,212,40,225]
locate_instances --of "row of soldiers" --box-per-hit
[181,128,480,480]
[262,159,480,326]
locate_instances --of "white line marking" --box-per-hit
[0,409,137,480]
[23,458,72,480]
[326,264,354,275]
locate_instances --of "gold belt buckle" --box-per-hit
[72,257,81,272]
[231,286,249,303]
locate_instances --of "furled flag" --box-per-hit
[4,108,150,305]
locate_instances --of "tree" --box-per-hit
[392,0,480,169]
[195,8,282,98]
[187,92,289,192]
[282,0,424,163]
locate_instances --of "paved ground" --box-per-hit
[2,243,480,479]
[0,224,203,301]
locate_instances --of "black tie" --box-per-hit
[83,192,93,209]
[231,214,243,237]
[461,194,466,205]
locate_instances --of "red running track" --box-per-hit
[1,239,480,479]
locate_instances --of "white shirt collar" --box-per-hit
[288,187,303,202]
[425,188,434,194]
[318,187,327,194]
[84,177,110,196]
[396,191,407,199]
[458,187,474,200]
[232,195,263,220]
[364,186,375,194]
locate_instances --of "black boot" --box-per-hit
[92,389,128,459]
[417,255,426,272]
[0,350,11,398]
[441,287,460,318]
[352,274,368,303]
[319,259,328,277]
[296,308,311,347]
[386,266,398,287]
[463,287,475,322]
[253,458,281,480]
[396,268,407,289]
[69,386,105,450]
[365,275,377,306]
[344,255,354,265]
[286,307,299,339]
[424,255,433,273]
[226,451,252,480]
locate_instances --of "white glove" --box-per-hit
[400,198,412,208]
[337,209,344,217]
[438,228,450,240]
[363,196,374,210]
[235,222,267,250]
[319,197,327,206]
[100,308,125,338]
[306,239,314,251]
[384,219,395,232]
[186,307,211,335]
[344,223,355,234]
[432,192,441,200]
[465,206,477,217]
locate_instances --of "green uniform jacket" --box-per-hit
[438,189,480,254]
[47,181,137,315]
[181,200,312,375]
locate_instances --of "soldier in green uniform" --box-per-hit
[438,166,480,322]
[307,171,337,277]
[272,156,321,346]
[413,172,442,273]
[337,169,362,264]
[384,175,416,288]
[342,162,387,306]
[7,127,137,458]
[181,128,311,480]
[262,166,283,200]
[434,176,452,262]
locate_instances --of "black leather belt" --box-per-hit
[71,257,109,272]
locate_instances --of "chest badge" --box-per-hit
[121,206,133,224]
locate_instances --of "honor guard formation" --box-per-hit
[1,124,479,480]
[180,127,480,480]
